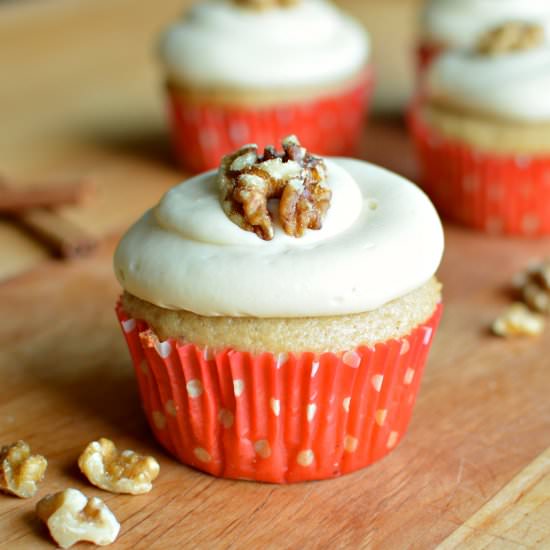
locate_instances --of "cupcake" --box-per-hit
[114,136,444,483]
[410,22,550,236]
[418,0,550,71]
[159,0,372,173]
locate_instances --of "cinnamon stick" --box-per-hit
[0,179,93,213]
[15,209,98,259]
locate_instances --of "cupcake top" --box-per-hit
[159,0,369,89]
[424,23,550,122]
[114,137,443,318]
[422,0,550,48]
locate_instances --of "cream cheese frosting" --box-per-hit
[159,0,369,89]
[114,159,444,318]
[422,0,550,48]
[425,45,550,122]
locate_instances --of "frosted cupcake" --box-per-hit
[418,0,550,71]
[410,22,550,236]
[159,0,372,173]
[114,136,444,483]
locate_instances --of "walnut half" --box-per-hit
[233,0,299,10]
[519,259,550,314]
[219,135,331,240]
[78,438,160,495]
[492,303,545,337]
[0,440,47,498]
[476,22,545,56]
[36,488,120,549]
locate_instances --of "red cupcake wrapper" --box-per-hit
[416,43,444,76]
[409,104,550,236]
[166,68,374,173]
[116,303,442,483]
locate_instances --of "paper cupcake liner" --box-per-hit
[116,303,442,483]
[166,68,373,173]
[409,105,550,236]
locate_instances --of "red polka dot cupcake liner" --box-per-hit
[166,68,373,173]
[409,105,550,237]
[116,302,442,483]
[416,43,444,76]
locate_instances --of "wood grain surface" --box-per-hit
[1,1,550,549]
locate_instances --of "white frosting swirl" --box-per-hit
[114,159,444,318]
[425,46,550,121]
[159,0,369,88]
[422,0,550,48]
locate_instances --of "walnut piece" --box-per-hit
[233,0,299,10]
[0,440,47,498]
[476,22,544,56]
[78,438,160,495]
[514,259,550,314]
[36,488,120,549]
[492,303,545,337]
[219,135,331,240]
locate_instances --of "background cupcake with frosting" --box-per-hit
[418,0,550,71]
[159,0,372,173]
[410,22,550,237]
[114,135,444,483]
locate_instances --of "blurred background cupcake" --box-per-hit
[418,0,550,72]
[159,0,372,173]
[410,22,550,236]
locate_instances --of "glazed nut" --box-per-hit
[234,0,299,10]
[36,488,120,549]
[476,22,545,56]
[219,135,331,240]
[492,303,545,337]
[532,259,550,290]
[0,440,47,498]
[523,281,550,313]
[514,259,550,314]
[78,438,160,495]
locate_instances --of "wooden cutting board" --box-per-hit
[1,1,550,549]
[2,223,550,549]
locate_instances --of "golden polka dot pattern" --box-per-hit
[254,440,271,459]
[218,409,234,428]
[165,400,177,416]
[297,450,314,467]
[186,379,204,398]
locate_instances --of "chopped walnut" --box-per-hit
[0,440,47,498]
[492,303,545,337]
[36,488,120,549]
[78,438,160,495]
[523,281,550,313]
[515,259,550,314]
[219,135,331,240]
[532,260,550,290]
[476,22,545,56]
[233,0,299,10]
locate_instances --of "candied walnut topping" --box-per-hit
[36,488,120,549]
[476,22,545,56]
[233,0,299,10]
[514,259,550,314]
[78,438,160,495]
[492,303,545,337]
[219,135,331,240]
[0,440,47,498]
